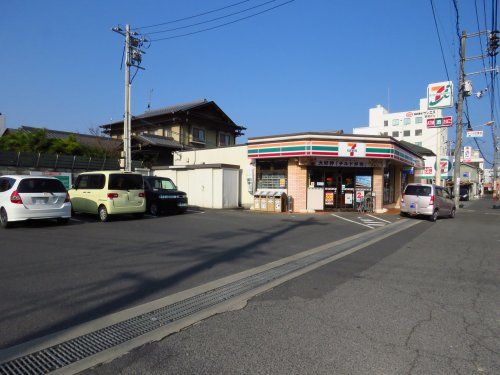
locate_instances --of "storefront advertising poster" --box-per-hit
[325,191,334,205]
[355,175,372,190]
[345,193,353,205]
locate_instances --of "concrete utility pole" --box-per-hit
[453,31,467,207]
[435,127,441,186]
[124,24,132,172]
[493,124,499,202]
[112,24,147,172]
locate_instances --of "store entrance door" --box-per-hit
[324,169,356,210]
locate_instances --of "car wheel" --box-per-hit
[0,208,10,229]
[429,210,438,222]
[149,203,159,216]
[98,205,109,222]
[449,208,456,219]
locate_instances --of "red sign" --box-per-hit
[427,116,453,128]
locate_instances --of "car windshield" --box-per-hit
[150,178,176,190]
[108,174,143,191]
[404,185,431,196]
[18,178,67,193]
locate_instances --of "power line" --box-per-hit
[430,0,451,81]
[151,0,295,42]
[134,0,253,30]
[147,0,281,35]
[464,98,493,164]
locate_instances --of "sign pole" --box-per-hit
[435,127,441,186]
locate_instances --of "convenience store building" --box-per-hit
[248,132,425,213]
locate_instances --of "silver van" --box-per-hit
[400,183,456,221]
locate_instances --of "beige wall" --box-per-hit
[173,145,254,208]
[287,159,308,212]
[153,168,239,209]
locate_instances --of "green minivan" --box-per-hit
[69,171,146,222]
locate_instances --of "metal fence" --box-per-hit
[0,151,143,171]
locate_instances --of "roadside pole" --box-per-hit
[124,25,132,172]
[435,127,441,186]
[453,31,466,208]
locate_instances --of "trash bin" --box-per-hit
[274,191,287,212]
[253,190,262,211]
[260,191,269,211]
[267,191,276,212]
[287,195,294,212]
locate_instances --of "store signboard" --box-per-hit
[427,81,454,109]
[463,146,472,163]
[338,142,366,158]
[314,158,383,168]
[415,157,453,178]
[426,116,453,128]
[466,130,483,138]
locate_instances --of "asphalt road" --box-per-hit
[0,208,388,349]
[87,199,500,374]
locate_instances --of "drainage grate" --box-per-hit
[0,220,411,375]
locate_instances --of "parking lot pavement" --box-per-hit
[330,211,402,229]
[0,208,368,349]
[88,199,500,375]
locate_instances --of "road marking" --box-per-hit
[331,213,374,228]
[366,214,392,223]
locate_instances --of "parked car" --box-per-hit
[400,183,456,222]
[69,171,145,222]
[143,176,188,215]
[0,175,71,228]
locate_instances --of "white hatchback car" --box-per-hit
[0,175,72,228]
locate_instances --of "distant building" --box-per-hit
[100,99,246,165]
[353,98,448,156]
[0,114,5,136]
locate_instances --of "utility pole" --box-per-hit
[112,24,147,172]
[435,127,441,186]
[124,25,132,172]
[453,31,467,207]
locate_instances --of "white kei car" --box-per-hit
[0,175,72,228]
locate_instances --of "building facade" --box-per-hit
[101,99,245,165]
[247,132,424,213]
[353,99,448,156]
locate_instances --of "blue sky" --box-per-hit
[0,0,497,164]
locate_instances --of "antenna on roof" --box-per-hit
[147,89,154,111]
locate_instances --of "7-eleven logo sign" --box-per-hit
[339,142,366,157]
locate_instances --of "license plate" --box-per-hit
[35,199,48,205]
[410,203,416,209]
[177,202,188,207]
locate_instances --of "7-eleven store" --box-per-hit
[248,132,424,213]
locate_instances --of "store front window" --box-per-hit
[256,159,288,189]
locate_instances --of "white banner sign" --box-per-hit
[463,146,472,162]
[338,142,366,158]
[427,81,454,109]
[466,130,483,138]
[314,158,383,168]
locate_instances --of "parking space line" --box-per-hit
[331,213,374,229]
[365,214,392,224]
